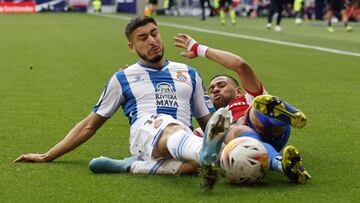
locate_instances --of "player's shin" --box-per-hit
[262,141,283,173]
[230,8,236,24]
[220,9,225,24]
[255,111,286,127]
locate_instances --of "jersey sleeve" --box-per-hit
[92,73,125,118]
[193,71,216,118]
[244,84,268,105]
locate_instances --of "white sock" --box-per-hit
[130,159,182,175]
[166,130,203,163]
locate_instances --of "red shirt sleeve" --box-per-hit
[244,83,264,97]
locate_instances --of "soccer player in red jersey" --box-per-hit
[175,33,311,183]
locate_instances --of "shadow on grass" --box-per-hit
[121,170,311,195]
[50,160,89,165]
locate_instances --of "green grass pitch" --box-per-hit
[1,13,360,202]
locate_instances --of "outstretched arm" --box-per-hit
[14,112,108,163]
[174,33,262,93]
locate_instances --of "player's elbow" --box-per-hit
[72,120,99,141]
[234,58,251,73]
[80,113,106,133]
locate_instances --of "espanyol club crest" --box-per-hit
[176,72,187,82]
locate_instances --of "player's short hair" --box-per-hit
[211,74,240,87]
[125,16,157,40]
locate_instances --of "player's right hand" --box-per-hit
[173,33,198,59]
[13,153,50,163]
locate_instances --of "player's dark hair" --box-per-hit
[125,16,157,40]
[211,75,240,87]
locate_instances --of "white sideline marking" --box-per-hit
[90,14,360,57]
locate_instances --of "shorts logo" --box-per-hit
[153,119,163,129]
[176,72,187,82]
[155,82,179,108]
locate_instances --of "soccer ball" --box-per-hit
[220,137,269,184]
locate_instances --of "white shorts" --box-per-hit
[129,114,193,161]
[130,158,183,175]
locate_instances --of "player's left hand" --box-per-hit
[13,153,50,163]
[173,33,197,59]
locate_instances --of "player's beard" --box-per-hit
[137,47,164,63]
[213,100,226,109]
[213,95,233,109]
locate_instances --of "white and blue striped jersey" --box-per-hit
[93,61,215,129]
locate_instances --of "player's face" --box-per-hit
[128,23,164,64]
[208,76,239,109]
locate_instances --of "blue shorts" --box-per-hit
[246,116,291,152]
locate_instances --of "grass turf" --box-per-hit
[1,13,360,202]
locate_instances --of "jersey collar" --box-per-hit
[137,60,169,71]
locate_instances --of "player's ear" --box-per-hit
[236,87,242,95]
[128,41,136,53]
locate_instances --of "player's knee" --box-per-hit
[162,124,187,144]
[178,161,199,175]
[155,124,185,156]
[163,124,185,136]
[230,124,253,134]
[225,124,254,143]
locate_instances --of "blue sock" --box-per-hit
[270,155,283,173]
[255,111,285,127]
[262,142,283,173]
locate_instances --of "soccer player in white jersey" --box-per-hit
[105,33,311,184]
[14,16,231,189]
